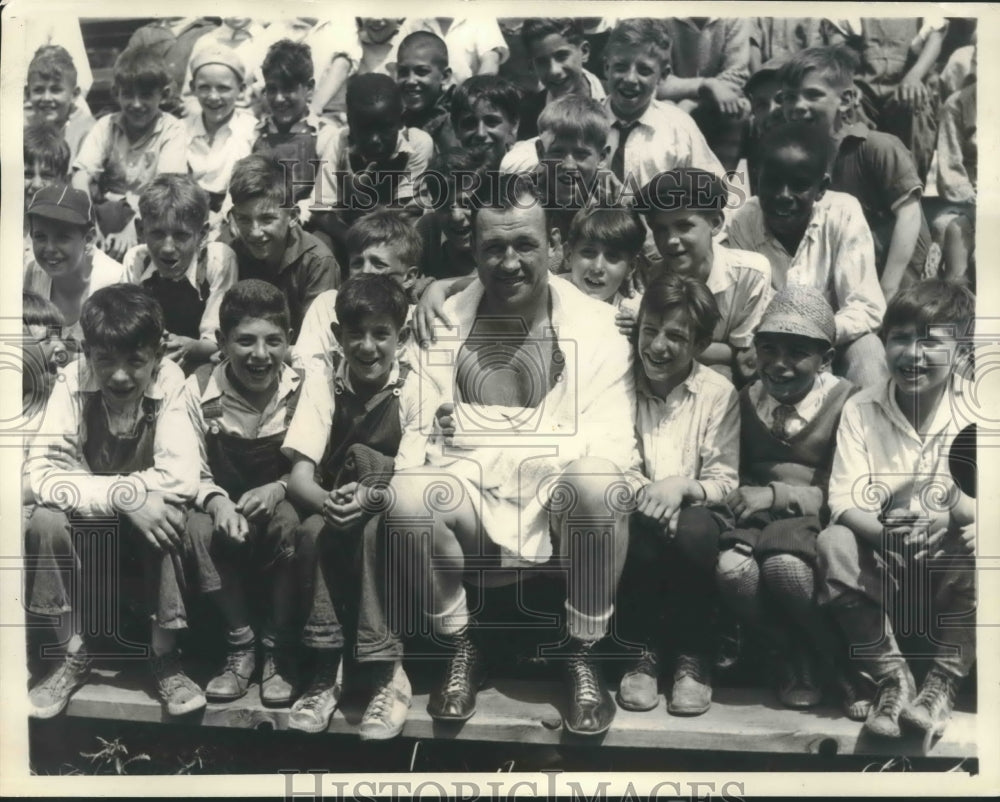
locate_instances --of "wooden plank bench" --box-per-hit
[62,668,977,759]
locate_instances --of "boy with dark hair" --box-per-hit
[72,46,187,262]
[252,39,336,212]
[26,45,94,163]
[715,286,867,716]
[227,154,339,342]
[125,175,238,372]
[311,73,433,248]
[182,280,305,705]
[728,122,888,389]
[24,185,127,347]
[564,206,645,314]
[517,18,606,141]
[780,45,933,301]
[284,274,421,738]
[23,122,72,266]
[817,279,976,741]
[450,74,522,170]
[294,209,422,375]
[414,148,483,280]
[616,272,739,716]
[395,31,459,152]
[25,284,203,718]
[635,168,772,385]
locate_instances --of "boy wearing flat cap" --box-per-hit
[714,286,871,718]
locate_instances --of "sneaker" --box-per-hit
[151,651,207,716]
[288,652,340,734]
[427,631,485,721]
[205,646,256,702]
[900,667,959,737]
[776,649,822,709]
[261,649,300,707]
[865,665,916,738]
[668,654,712,716]
[617,647,660,711]
[564,639,616,735]
[28,646,92,719]
[359,662,411,741]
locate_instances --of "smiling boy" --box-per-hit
[182,280,305,706]
[450,75,522,170]
[395,31,459,152]
[227,155,339,342]
[72,46,187,262]
[25,45,94,164]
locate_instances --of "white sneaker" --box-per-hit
[288,654,340,734]
[359,662,411,741]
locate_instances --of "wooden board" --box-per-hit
[60,668,978,758]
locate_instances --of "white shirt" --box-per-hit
[828,376,974,524]
[23,249,126,343]
[185,108,258,195]
[24,358,198,517]
[634,361,740,505]
[727,192,886,347]
[706,246,773,350]
[123,242,239,340]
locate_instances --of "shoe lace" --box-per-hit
[153,653,192,695]
[569,643,601,706]
[441,634,476,696]
[919,670,956,711]
[40,651,89,693]
[363,666,398,721]
[874,672,907,717]
[224,648,252,676]
[675,654,708,685]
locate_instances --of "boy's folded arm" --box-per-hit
[826,399,881,547]
[881,195,922,298]
[831,203,886,344]
[697,388,741,504]
[657,74,710,101]
[838,508,886,549]
[132,383,201,504]
[698,341,733,367]
[287,456,328,515]
[769,481,824,518]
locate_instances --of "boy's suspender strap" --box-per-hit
[284,367,307,427]
[194,363,224,421]
[196,249,210,302]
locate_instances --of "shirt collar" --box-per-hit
[837,121,871,143]
[136,246,201,290]
[79,358,170,400]
[112,111,166,144]
[332,352,402,396]
[202,360,302,406]
[705,247,735,294]
[636,360,707,402]
[256,113,322,136]
[276,225,309,273]
[874,375,964,440]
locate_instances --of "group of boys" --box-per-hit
[21,15,977,747]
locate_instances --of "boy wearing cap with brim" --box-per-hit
[715,286,871,718]
[183,44,258,228]
[24,185,127,348]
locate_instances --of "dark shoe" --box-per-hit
[715,615,743,672]
[776,649,822,709]
[427,631,485,721]
[865,665,916,738]
[288,651,341,734]
[28,646,92,719]
[360,661,411,741]
[616,647,659,711]
[205,645,256,702]
[668,654,712,716]
[261,648,300,706]
[900,667,959,737]
[837,672,874,721]
[564,639,616,735]
[151,651,207,716]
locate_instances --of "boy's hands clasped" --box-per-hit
[126,490,187,553]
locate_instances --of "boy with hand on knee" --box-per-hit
[25,285,202,719]
[818,279,977,741]
[181,280,305,706]
[714,286,869,717]
[283,274,423,739]
[616,273,739,717]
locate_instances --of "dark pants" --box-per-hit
[24,506,190,631]
[185,501,298,648]
[614,507,727,656]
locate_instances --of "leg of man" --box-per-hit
[549,457,629,734]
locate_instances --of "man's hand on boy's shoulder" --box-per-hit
[726,485,775,524]
[126,490,187,553]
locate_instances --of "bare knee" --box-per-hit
[555,457,626,515]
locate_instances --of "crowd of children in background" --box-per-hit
[21,15,977,747]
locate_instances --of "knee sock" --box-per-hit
[226,625,255,649]
[566,601,613,644]
[428,586,469,638]
[716,549,788,651]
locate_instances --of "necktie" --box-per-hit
[610,119,640,182]
[770,403,798,440]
